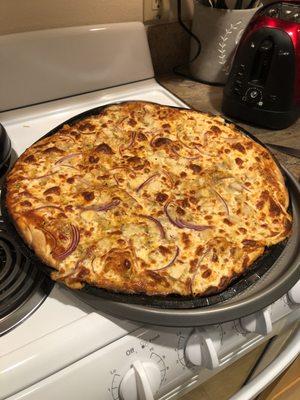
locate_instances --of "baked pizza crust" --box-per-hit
[6,101,292,296]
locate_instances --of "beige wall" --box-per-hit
[0,0,143,35]
[0,0,274,36]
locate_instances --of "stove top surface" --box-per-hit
[0,219,53,336]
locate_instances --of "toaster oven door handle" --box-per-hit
[229,328,300,400]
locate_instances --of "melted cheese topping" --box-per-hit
[6,102,292,296]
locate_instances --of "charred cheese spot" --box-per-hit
[231,143,245,153]
[211,126,221,133]
[195,245,204,256]
[20,200,32,207]
[182,232,191,248]
[156,192,168,203]
[43,146,63,154]
[242,255,250,268]
[176,206,185,215]
[189,164,202,174]
[158,245,171,256]
[235,157,243,166]
[269,198,282,216]
[137,132,147,141]
[82,191,95,202]
[24,155,36,163]
[202,269,212,278]
[78,122,95,131]
[95,143,114,154]
[242,239,258,247]
[44,186,60,196]
[128,118,137,127]
[89,155,99,164]
[152,137,172,147]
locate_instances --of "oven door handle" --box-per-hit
[230,328,300,400]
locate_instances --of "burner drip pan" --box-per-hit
[0,221,53,335]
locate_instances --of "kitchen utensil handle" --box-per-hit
[247,0,258,8]
[235,0,243,9]
[229,329,300,400]
[266,143,300,159]
[218,0,227,10]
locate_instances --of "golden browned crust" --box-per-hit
[6,101,292,296]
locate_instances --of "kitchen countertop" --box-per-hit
[157,75,300,400]
[158,74,300,182]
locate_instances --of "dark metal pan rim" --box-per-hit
[1,100,299,312]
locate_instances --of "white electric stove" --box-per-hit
[0,22,299,400]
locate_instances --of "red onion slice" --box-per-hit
[161,170,174,189]
[63,135,76,143]
[40,227,58,248]
[177,219,213,231]
[241,184,251,193]
[137,214,166,239]
[171,147,202,160]
[164,202,182,228]
[136,173,159,193]
[27,171,57,180]
[52,224,80,261]
[119,132,136,153]
[194,144,212,157]
[117,116,128,126]
[70,175,90,186]
[176,134,209,153]
[152,246,180,271]
[150,134,168,148]
[164,202,212,231]
[122,190,139,205]
[55,153,81,165]
[58,164,80,171]
[211,188,229,216]
[31,205,64,212]
[80,199,120,212]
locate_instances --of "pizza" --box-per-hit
[6,101,292,296]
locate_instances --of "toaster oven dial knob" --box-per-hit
[119,360,161,400]
[240,308,272,336]
[288,282,300,305]
[185,327,221,369]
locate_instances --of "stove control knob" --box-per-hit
[185,327,221,369]
[119,360,161,400]
[288,282,300,305]
[240,308,272,336]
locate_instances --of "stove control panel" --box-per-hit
[9,295,298,400]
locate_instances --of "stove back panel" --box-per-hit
[0,22,154,112]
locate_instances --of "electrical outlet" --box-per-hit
[144,0,161,21]
[152,0,160,10]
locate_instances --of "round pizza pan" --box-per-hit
[1,101,300,326]
[68,165,300,326]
